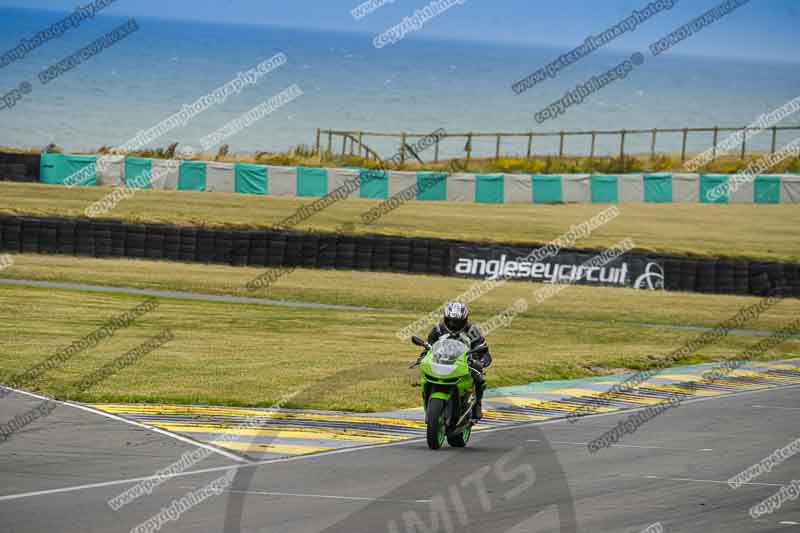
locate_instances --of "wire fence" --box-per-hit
[316,125,800,165]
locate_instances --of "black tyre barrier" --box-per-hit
[0,214,798,299]
[0,152,40,182]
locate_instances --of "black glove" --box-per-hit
[470,358,484,372]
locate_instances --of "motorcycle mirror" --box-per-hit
[411,336,427,347]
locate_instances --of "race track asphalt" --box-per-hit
[2,384,800,532]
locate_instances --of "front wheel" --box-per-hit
[447,424,471,447]
[426,398,447,450]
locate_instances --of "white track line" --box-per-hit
[626,474,783,488]
[526,439,712,452]
[752,405,800,411]
[179,487,431,504]
[2,382,800,503]
[0,386,247,463]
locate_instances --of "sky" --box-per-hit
[0,0,797,62]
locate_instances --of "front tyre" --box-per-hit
[447,424,471,448]
[426,398,446,450]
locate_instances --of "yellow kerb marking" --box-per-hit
[147,422,402,443]
[88,404,426,429]
[208,440,332,455]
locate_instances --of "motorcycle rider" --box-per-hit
[416,302,492,420]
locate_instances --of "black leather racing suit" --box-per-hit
[421,322,491,418]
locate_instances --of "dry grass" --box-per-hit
[1,182,798,261]
[1,257,799,410]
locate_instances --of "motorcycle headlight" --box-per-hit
[429,362,456,377]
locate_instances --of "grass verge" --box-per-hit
[1,182,798,261]
[1,257,799,411]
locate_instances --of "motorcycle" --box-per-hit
[410,335,483,450]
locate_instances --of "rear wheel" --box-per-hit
[426,398,447,450]
[447,424,472,447]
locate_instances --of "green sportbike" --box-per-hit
[411,335,483,450]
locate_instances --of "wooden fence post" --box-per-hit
[400,132,407,165]
[771,127,778,154]
[434,136,440,163]
[650,129,657,159]
[590,131,597,160]
[681,128,688,162]
[465,133,473,166]
[619,129,627,161]
[711,126,719,160]
[358,131,363,158]
[740,128,747,159]
[559,131,565,159]
[326,130,333,161]
[315,128,321,157]
[526,132,533,159]
[495,134,501,160]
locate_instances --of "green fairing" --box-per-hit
[418,338,477,449]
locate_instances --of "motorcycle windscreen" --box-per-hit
[430,338,468,365]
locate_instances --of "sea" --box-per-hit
[1,6,799,160]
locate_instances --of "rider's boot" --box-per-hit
[472,382,485,421]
